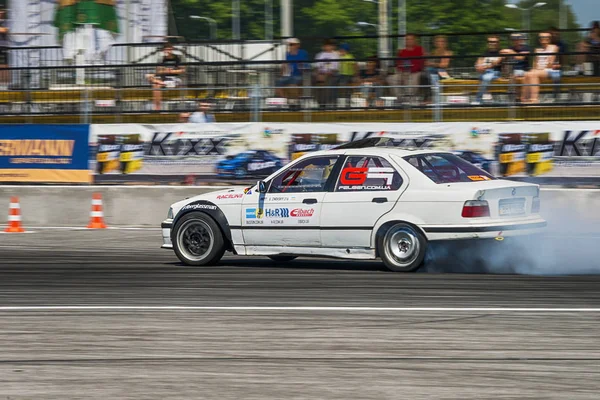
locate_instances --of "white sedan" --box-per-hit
[161,145,546,272]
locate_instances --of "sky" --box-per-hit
[567,0,598,29]
[507,0,598,29]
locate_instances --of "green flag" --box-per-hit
[54,0,119,42]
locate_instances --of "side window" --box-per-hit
[269,156,339,193]
[336,156,403,191]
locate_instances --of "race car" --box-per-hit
[216,150,282,178]
[162,141,546,272]
[453,150,493,174]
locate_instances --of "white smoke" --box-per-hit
[423,193,600,275]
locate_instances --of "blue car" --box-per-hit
[216,150,283,179]
[453,150,493,173]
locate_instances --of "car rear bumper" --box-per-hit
[422,219,547,241]
[161,220,173,249]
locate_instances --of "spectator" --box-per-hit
[0,10,9,85]
[275,38,308,98]
[473,35,503,105]
[523,31,559,104]
[549,27,569,70]
[387,33,426,101]
[426,35,453,85]
[182,102,216,123]
[146,43,186,111]
[359,55,385,107]
[500,33,530,102]
[337,43,358,103]
[576,21,600,76]
[313,38,340,108]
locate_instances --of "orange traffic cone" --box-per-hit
[87,193,107,229]
[5,196,25,233]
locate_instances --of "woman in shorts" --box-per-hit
[523,32,559,104]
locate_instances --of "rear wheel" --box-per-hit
[172,212,225,266]
[378,223,427,272]
[268,255,297,262]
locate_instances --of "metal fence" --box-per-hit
[1,81,599,124]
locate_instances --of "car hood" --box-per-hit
[170,187,249,215]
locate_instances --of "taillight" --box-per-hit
[462,200,490,218]
[532,196,540,213]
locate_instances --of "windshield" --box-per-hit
[403,153,495,184]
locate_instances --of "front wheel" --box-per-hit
[172,212,225,266]
[378,223,427,272]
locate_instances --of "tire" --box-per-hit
[378,223,427,272]
[268,255,297,262]
[172,212,226,266]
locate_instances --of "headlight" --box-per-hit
[167,207,174,219]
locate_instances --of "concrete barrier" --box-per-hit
[0,186,233,227]
[0,186,598,229]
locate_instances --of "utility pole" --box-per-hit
[281,0,293,39]
[378,0,389,69]
[232,0,240,40]
[559,0,567,30]
[265,0,273,41]
[398,0,406,50]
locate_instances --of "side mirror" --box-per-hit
[258,181,268,193]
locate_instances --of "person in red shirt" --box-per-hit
[387,33,426,102]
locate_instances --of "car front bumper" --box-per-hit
[421,218,547,241]
[161,220,173,249]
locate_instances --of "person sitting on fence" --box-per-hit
[359,55,385,107]
[522,31,559,104]
[473,35,504,105]
[313,38,340,108]
[500,33,530,102]
[275,38,308,98]
[576,21,600,76]
[146,43,186,111]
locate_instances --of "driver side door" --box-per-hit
[241,155,340,248]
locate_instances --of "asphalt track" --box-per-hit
[1,229,600,399]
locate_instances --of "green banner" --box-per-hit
[54,0,119,41]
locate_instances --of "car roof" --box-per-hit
[300,147,451,159]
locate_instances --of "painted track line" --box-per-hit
[0,306,599,312]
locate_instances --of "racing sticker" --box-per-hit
[337,166,397,191]
[467,175,492,181]
[217,193,244,200]
[244,207,315,225]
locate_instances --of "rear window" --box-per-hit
[403,153,495,184]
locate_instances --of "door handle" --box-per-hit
[303,198,318,204]
[372,197,388,203]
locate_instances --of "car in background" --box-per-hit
[453,150,493,174]
[163,139,546,272]
[216,150,283,179]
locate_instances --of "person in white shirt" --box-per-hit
[313,38,340,108]
[523,32,559,104]
[181,102,216,123]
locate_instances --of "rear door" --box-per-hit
[320,155,407,248]
[241,155,340,247]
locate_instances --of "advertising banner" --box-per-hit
[0,124,91,183]
[90,121,600,180]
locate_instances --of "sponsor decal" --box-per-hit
[248,161,277,172]
[265,208,290,218]
[217,193,244,200]
[269,220,285,224]
[290,208,314,217]
[267,196,292,202]
[245,208,264,219]
[181,204,218,211]
[338,185,392,191]
[148,133,228,156]
[557,130,600,157]
[244,187,253,195]
[467,175,492,181]
[263,127,284,137]
[470,127,492,137]
[339,167,395,186]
